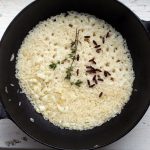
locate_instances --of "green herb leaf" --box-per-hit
[49,61,61,70]
[49,62,57,70]
[68,53,75,59]
[74,80,83,87]
[71,47,76,53]
[61,58,68,64]
[71,41,75,47]
[65,29,81,85]
[65,66,73,80]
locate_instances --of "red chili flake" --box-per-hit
[104,71,111,77]
[89,84,96,88]
[87,79,95,88]
[98,78,103,82]
[86,66,101,74]
[93,75,98,84]
[84,36,90,38]
[86,70,96,74]
[102,37,105,44]
[93,40,97,45]
[76,69,79,76]
[86,67,95,73]
[99,92,103,97]
[77,54,80,61]
[94,45,101,48]
[96,48,101,53]
[106,32,110,38]
[95,69,102,72]
[97,75,104,81]
[86,66,95,69]
[87,80,91,86]
[89,58,96,64]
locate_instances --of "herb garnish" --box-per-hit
[84,36,90,38]
[95,45,101,48]
[65,29,83,87]
[102,37,105,44]
[106,30,111,38]
[97,75,104,81]
[104,70,111,77]
[89,84,95,88]
[106,32,110,38]
[87,79,95,88]
[65,66,73,80]
[93,40,97,45]
[89,58,96,64]
[87,80,90,87]
[49,62,57,70]
[65,29,80,79]
[93,75,98,84]
[76,69,79,76]
[76,54,80,61]
[96,48,101,53]
[74,80,83,87]
[86,66,101,74]
[84,36,90,43]
[49,61,60,70]
[99,92,103,97]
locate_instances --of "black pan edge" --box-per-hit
[0,0,150,149]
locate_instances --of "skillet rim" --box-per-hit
[0,0,150,149]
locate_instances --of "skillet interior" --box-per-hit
[0,0,150,149]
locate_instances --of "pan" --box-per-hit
[0,0,150,149]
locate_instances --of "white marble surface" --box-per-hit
[0,0,150,149]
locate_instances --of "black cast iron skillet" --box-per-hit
[0,0,150,149]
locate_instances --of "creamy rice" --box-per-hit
[16,11,135,130]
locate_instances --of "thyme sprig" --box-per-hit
[65,29,83,87]
[65,66,73,80]
[65,29,80,80]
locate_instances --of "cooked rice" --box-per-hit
[16,11,134,130]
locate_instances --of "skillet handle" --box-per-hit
[142,20,150,33]
[0,102,8,119]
